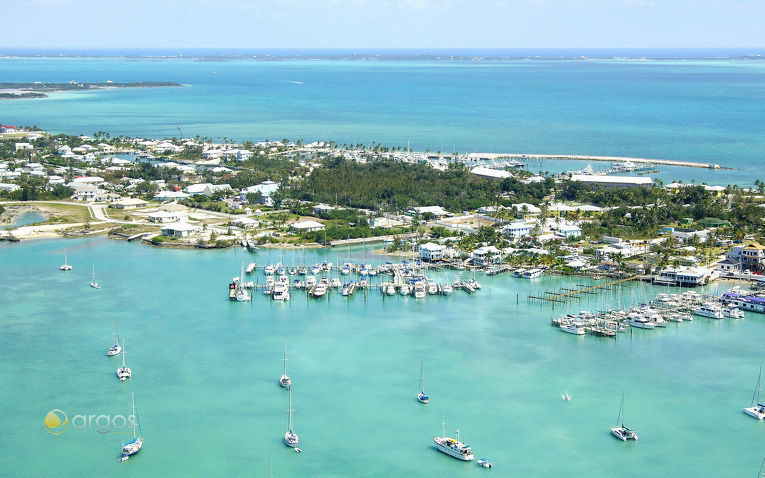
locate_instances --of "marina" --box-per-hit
[2,237,765,477]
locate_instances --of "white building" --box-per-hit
[407,206,449,217]
[231,217,260,229]
[154,190,190,202]
[0,183,21,192]
[161,222,201,238]
[148,210,186,223]
[501,221,532,239]
[654,266,714,287]
[419,242,446,261]
[184,183,232,196]
[470,166,511,179]
[471,245,502,265]
[570,174,653,189]
[240,181,279,206]
[290,220,325,233]
[15,142,33,152]
[557,224,582,238]
[112,198,149,210]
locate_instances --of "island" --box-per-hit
[0,81,182,99]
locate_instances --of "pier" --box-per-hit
[465,153,730,170]
[529,276,638,304]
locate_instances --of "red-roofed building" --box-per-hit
[0,125,17,133]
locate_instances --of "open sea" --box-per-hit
[1,238,764,477]
[1,49,765,184]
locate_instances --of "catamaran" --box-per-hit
[434,414,474,461]
[284,389,299,448]
[280,339,292,389]
[418,361,430,403]
[107,322,121,356]
[610,392,638,441]
[744,367,765,420]
[116,339,132,381]
[90,264,100,289]
[119,392,143,462]
[59,249,72,271]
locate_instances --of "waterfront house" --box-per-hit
[70,184,101,202]
[741,243,765,272]
[715,258,741,274]
[290,220,325,233]
[231,217,259,229]
[419,242,446,261]
[501,221,532,239]
[471,245,502,265]
[654,266,714,287]
[161,222,201,238]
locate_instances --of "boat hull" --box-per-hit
[743,406,765,419]
[434,437,475,461]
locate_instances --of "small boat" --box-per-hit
[298,266,307,275]
[610,393,638,441]
[341,264,350,275]
[441,283,453,295]
[400,284,411,296]
[468,278,482,290]
[744,367,765,420]
[116,339,132,381]
[90,264,100,289]
[272,283,290,301]
[264,264,275,275]
[119,392,143,462]
[725,307,745,319]
[276,266,286,276]
[313,282,327,298]
[59,250,72,271]
[418,361,430,404]
[288,268,296,275]
[311,265,321,275]
[385,284,396,296]
[284,389,299,448]
[368,268,377,277]
[341,283,351,296]
[427,281,438,295]
[477,459,493,469]
[280,339,292,389]
[562,392,571,401]
[434,415,475,461]
[522,268,542,279]
[560,322,586,335]
[627,313,655,330]
[414,282,426,299]
[107,322,121,356]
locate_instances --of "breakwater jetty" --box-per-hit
[466,153,731,170]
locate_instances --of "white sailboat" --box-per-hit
[610,392,638,441]
[119,392,143,461]
[744,367,765,420]
[280,339,292,389]
[107,322,121,356]
[59,249,72,271]
[116,339,132,381]
[284,389,300,449]
[434,413,474,461]
[90,264,100,289]
[418,361,430,403]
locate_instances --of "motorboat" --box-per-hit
[627,313,655,329]
[693,303,724,319]
[414,282,426,299]
[313,282,327,298]
[725,307,745,319]
[427,281,438,295]
[264,264,275,275]
[441,283,453,295]
[272,284,290,301]
[400,284,410,296]
[386,284,396,296]
[434,417,474,461]
[560,322,586,335]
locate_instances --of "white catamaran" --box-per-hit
[116,339,132,381]
[418,361,430,404]
[280,339,292,389]
[744,367,765,420]
[120,392,143,462]
[59,249,72,271]
[107,322,121,356]
[434,414,474,461]
[284,389,299,449]
[611,392,638,441]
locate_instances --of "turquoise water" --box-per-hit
[1,238,763,476]
[2,56,765,184]
[0,211,45,230]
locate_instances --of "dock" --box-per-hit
[529,276,638,303]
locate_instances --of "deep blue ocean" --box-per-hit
[1,49,764,184]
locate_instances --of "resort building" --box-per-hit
[741,243,765,272]
[715,258,741,274]
[471,245,502,265]
[160,222,201,238]
[511,203,541,220]
[419,242,446,261]
[290,220,325,233]
[653,266,714,287]
[570,174,653,189]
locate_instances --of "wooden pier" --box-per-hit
[529,275,638,303]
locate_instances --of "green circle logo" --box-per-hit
[44,409,69,435]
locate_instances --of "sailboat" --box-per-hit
[758,458,765,478]
[610,392,638,441]
[90,264,100,289]
[284,389,300,449]
[280,339,292,389]
[116,339,132,381]
[744,367,765,420]
[119,392,143,461]
[59,249,72,271]
[433,413,474,461]
[107,322,121,356]
[418,361,430,403]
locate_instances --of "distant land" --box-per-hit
[0,81,182,100]
[0,47,764,61]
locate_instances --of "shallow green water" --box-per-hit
[0,238,763,477]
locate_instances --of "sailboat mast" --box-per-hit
[122,340,126,368]
[287,389,294,430]
[753,367,762,406]
[618,392,625,427]
[283,339,288,376]
[441,410,446,437]
[131,392,137,439]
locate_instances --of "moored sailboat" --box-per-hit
[418,361,430,403]
[284,389,299,448]
[107,322,121,356]
[59,249,72,271]
[610,392,638,441]
[744,367,765,420]
[119,392,143,461]
[116,339,132,381]
[280,339,292,389]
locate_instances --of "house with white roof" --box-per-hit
[161,222,201,238]
[231,217,260,229]
[471,245,502,265]
[154,190,190,202]
[184,183,232,196]
[557,224,582,239]
[470,166,511,179]
[419,242,446,261]
[240,180,279,206]
[0,183,21,192]
[148,210,186,223]
[290,220,325,233]
[501,221,532,239]
[570,174,653,189]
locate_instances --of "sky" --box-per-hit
[1,0,763,49]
